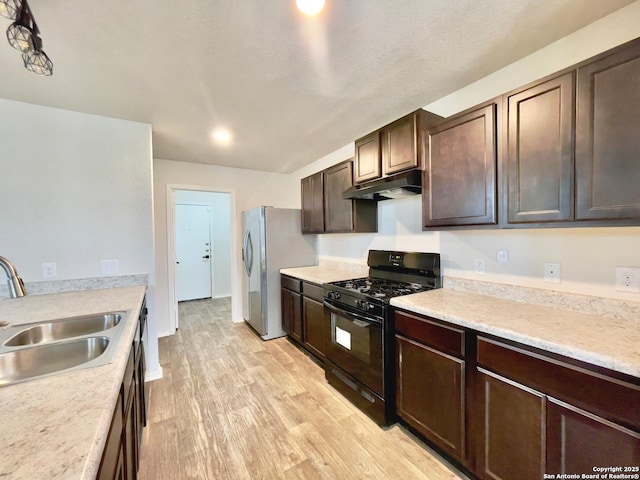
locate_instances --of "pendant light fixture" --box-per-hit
[0,0,20,20]
[2,0,52,75]
[6,3,33,53]
[22,30,51,75]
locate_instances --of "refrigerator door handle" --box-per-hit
[244,231,254,276]
[243,232,248,274]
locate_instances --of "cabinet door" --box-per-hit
[124,380,137,480]
[547,398,640,474]
[301,172,324,233]
[281,288,302,343]
[354,131,381,183]
[507,73,575,223]
[136,343,146,446]
[324,160,355,232]
[576,42,640,220]
[302,296,325,361]
[424,103,498,227]
[396,335,465,461]
[97,389,124,480]
[382,114,419,175]
[477,369,545,480]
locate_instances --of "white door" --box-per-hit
[176,204,212,301]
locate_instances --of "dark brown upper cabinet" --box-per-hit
[354,132,382,183]
[382,113,421,175]
[423,102,498,228]
[301,171,324,233]
[301,159,377,234]
[506,73,575,224]
[354,110,442,185]
[575,40,640,221]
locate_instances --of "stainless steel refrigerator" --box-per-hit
[242,206,316,340]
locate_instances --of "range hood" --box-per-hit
[343,170,422,201]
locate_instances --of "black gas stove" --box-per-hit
[322,250,441,426]
[330,277,431,300]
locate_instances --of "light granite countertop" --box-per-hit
[391,289,640,378]
[280,265,364,285]
[0,286,146,480]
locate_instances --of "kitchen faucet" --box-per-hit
[0,256,27,298]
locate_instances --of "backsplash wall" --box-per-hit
[317,195,640,302]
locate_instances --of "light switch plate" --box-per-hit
[544,263,561,283]
[100,259,119,275]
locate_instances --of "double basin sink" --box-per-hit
[0,311,129,387]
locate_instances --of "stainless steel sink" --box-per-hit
[0,337,110,386]
[4,312,123,347]
[0,310,130,387]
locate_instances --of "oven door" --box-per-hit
[323,299,384,396]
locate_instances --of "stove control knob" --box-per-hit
[328,291,341,300]
[356,300,370,310]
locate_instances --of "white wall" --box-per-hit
[0,98,160,378]
[292,2,640,302]
[153,158,300,336]
[174,190,232,298]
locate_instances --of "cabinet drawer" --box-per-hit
[477,336,640,429]
[302,281,324,302]
[394,311,464,358]
[281,275,302,293]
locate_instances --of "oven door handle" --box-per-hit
[323,300,382,325]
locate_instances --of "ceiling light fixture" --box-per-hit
[296,0,325,16]
[212,128,233,146]
[2,0,52,75]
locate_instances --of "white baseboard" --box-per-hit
[144,366,163,382]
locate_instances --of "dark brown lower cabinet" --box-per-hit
[303,296,325,361]
[281,275,329,363]
[98,301,148,480]
[281,283,302,343]
[137,341,147,434]
[301,281,327,361]
[97,389,125,480]
[475,336,640,480]
[124,374,137,480]
[395,311,468,466]
[546,398,640,474]
[394,308,640,480]
[396,335,465,460]
[477,368,545,480]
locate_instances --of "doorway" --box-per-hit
[169,187,234,330]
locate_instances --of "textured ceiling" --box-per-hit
[0,0,634,173]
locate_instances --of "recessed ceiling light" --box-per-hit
[296,0,325,16]
[212,128,232,146]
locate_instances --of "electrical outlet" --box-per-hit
[496,250,509,264]
[42,262,57,278]
[474,259,486,275]
[544,262,561,283]
[616,267,640,293]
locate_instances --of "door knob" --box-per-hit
[202,255,210,259]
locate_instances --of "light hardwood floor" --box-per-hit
[138,297,468,479]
